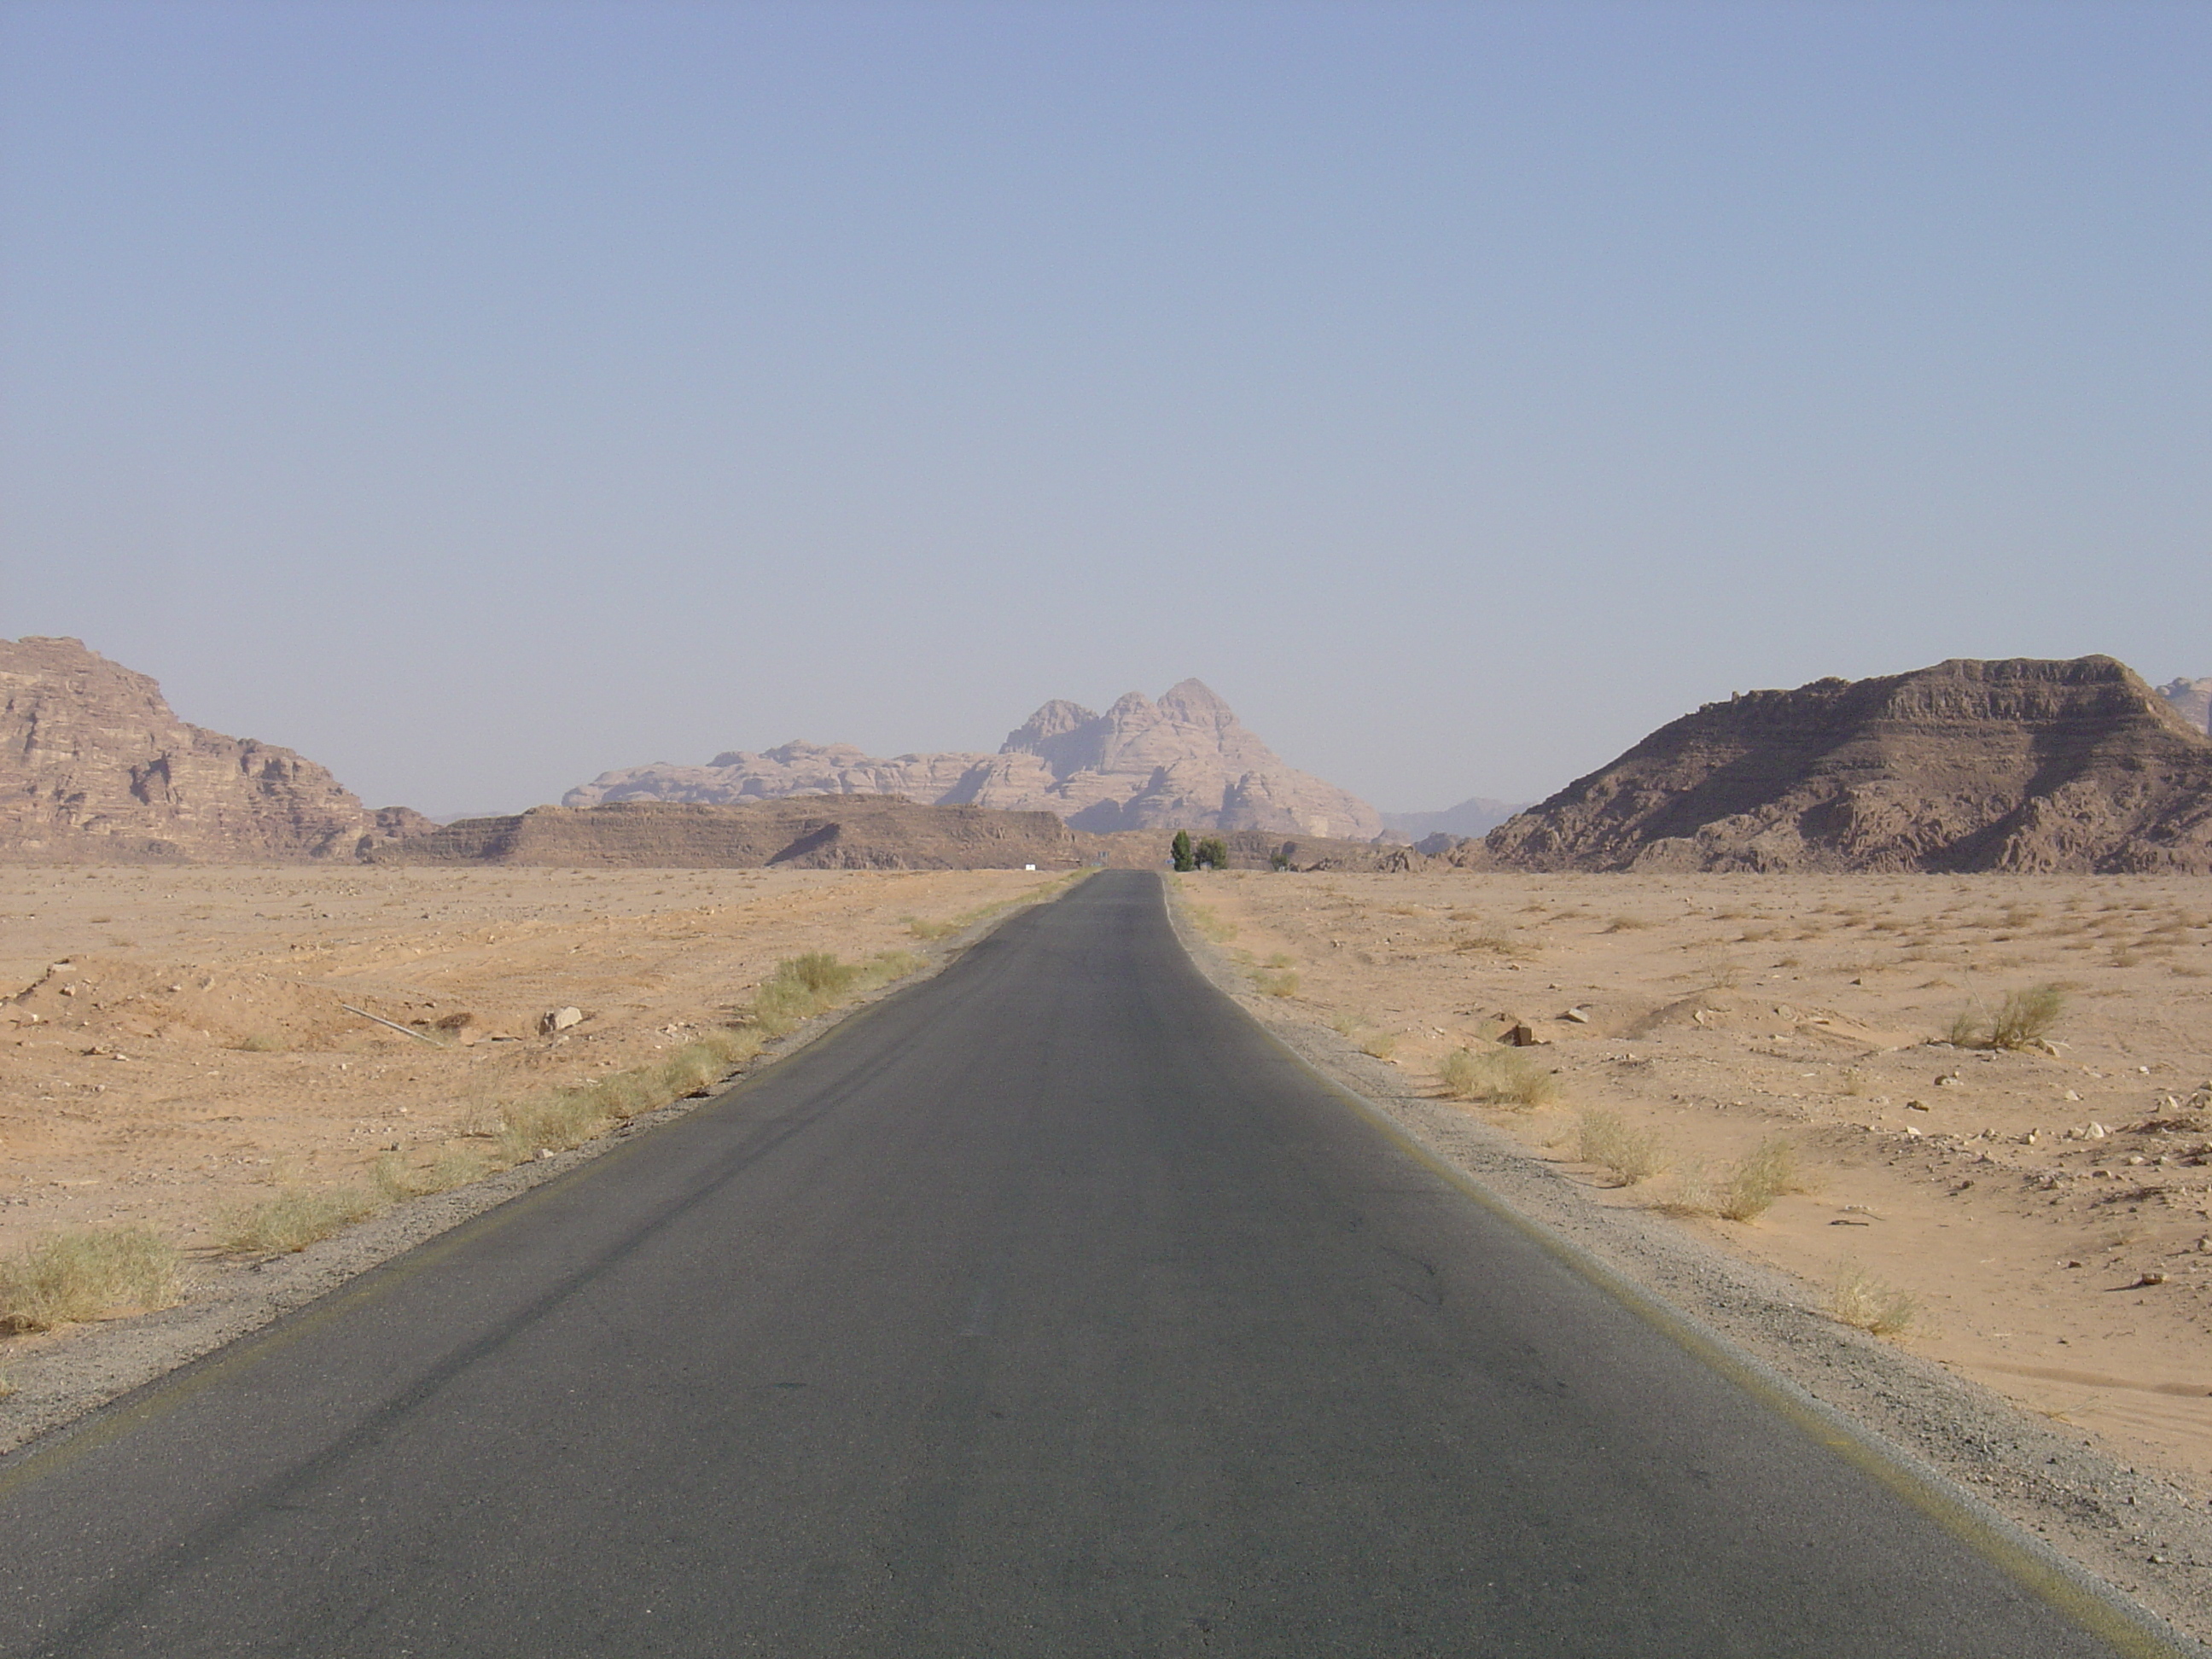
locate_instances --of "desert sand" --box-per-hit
[1180,869,2212,1490]
[0,864,1061,1264]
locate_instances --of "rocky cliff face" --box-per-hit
[565,678,1382,838]
[0,637,431,862]
[1482,656,2212,874]
[2158,678,2212,735]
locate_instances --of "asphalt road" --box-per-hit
[0,871,2168,1656]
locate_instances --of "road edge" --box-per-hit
[0,871,1094,1461]
[1161,871,2212,1659]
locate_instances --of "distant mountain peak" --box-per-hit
[568,681,1382,838]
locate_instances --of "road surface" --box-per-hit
[0,871,2171,1656]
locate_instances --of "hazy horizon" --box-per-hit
[6,3,2205,819]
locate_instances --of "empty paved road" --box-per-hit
[0,872,2171,1656]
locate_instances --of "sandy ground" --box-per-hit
[0,864,1062,1266]
[1179,869,2212,1494]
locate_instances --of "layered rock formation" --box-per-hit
[0,637,431,862]
[565,679,1382,838]
[2158,678,2212,735]
[1481,656,2212,874]
[370,797,1083,870]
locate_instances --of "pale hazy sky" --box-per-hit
[3,2,2205,818]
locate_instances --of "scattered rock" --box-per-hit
[540,1007,584,1035]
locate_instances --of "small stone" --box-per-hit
[1906,1099,1930,1112]
[2138,1272,2167,1287]
[2064,1090,2081,1103]
[2088,1121,2109,1138]
[540,1006,585,1035]
[1936,1073,1963,1087]
[1561,1007,1591,1024]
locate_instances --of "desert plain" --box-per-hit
[1179,868,2212,1492]
[9,859,2212,1510]
[0,863,1062,1270]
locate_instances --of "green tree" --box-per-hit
[1194,836,1230,870]
[1170,830,1196,871]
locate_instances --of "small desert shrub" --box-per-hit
[1437,1048,1481,1097]
[1947,983,2066,1051]
[1603,915,1654,934]
[1714,1137,1800,1221]
[234,1033,286,1053]
[0,1225,183,1331]
[904,915,958,941]
[494,1028,767,1163]
[1252,969,1300,998]
[1359,1031,1399,1061]
[1828,1258,1918,1336]
[1576,1109,1668,1185]
[219,1187,381,1255]
[423,1150,493,1192]
[747,950,917,1036]
[1441,1047,1560,1109]
[1329,1011,1363,1039]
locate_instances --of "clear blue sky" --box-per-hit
[3,2,2205,818]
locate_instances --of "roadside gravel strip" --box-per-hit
[0,881,1085,1460]
[1166,887,2212,1656]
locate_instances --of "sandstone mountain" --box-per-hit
[1480,656,2212,874]
[1378,795,1530,843]
[0,636,431,862]
[565,679,1382,838]
[2158,678,2212,735]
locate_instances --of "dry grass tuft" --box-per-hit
[1707,1137,1802,1220]
[0,1225,183,1331]
[497,1029,765,1161]
[1440,1047,1560,1109]
[1828,1257,1918,1336]
[233,1032,286,1053]
[218,1187,381,1256]
[747,950,919,1038]
[1947,983,2066,1051]
[1251,968,1300,998]
[1576,1109,1668,1185]
[1359,1030,1400,1061]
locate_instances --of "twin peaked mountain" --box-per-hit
[566,678,1385,840]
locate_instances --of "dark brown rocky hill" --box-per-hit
[0,637,430,862]
[1481,656,2212,873]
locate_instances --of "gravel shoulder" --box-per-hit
[1167,880,2212,1655]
